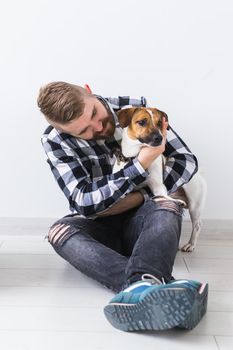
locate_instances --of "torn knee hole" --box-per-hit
[156,200,183,214]
[48,223,71,244]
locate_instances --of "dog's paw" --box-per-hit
[153,196,187,207]
[175,198,188,208]
[180,243,196,252]
[152,196,168,203]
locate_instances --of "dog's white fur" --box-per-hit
[113,126,207,252]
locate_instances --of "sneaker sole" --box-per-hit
[177,283,208,330]
[104,287,197,332]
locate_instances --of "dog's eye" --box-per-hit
[137,119,147,127]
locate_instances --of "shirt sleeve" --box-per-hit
[163,126,198,193]
[104,96,147,109]
[41,136,149,218]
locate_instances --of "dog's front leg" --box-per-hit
[147,156,168,197]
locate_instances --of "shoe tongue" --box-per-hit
[141,274,162,285]
[146,278,160,285]
[123,274,162,293]
[123,281,152,293]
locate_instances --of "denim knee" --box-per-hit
[46,216,81,247]
[139,199,184,218]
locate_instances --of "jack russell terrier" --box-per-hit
[113,107,207,252]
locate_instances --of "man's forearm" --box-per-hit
[96,192,144,217]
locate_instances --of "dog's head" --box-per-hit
[116,107,169,147]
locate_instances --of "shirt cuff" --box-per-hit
[123,158,148,187]
[137,188,151,202]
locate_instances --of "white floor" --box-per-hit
[0,218,233,350]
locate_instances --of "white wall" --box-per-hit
[0,0,232,219]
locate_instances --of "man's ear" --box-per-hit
[116,107,139,128]
[84,84,92,94]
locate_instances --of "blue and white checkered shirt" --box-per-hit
[41,95,198,218]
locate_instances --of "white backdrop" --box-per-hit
[0,0,232,219]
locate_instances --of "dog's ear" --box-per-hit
[116,107,139,128]
[149,108,169,128]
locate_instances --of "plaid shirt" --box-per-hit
[41,95,198,218]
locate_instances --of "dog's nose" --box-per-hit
[153,134,163,143]
[149,134,163,146]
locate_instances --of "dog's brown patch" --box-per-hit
[128,108,162,140]
[116,107,168,143]
[117,107,168,139]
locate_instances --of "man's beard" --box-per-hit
[93,114,115,140]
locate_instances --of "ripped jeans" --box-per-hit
[48,200,183,293]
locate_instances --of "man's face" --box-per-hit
[50,96,115,140]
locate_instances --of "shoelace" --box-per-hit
[141,273,166,285]
[142,274,204,293]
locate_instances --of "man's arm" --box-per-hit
[96,191,144,216]
[41,134,149,218]
[163,126,198,193]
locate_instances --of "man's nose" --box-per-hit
[91,119,103,132]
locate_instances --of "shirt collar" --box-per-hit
[95,95,120,127]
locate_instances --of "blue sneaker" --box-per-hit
[104,274,208,331]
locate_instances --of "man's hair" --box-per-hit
[37,81,90,124]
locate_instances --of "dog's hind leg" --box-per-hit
[180,172,207,252]
[181,210,202,252]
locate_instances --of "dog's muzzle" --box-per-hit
[139,132,163,147]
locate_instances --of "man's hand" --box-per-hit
[96,191,144,217]
[137,117,168,170]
